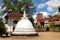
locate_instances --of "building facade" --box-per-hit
[5,13,23,31]
[36,13,60,31]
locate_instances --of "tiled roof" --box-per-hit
[6,13,23,17]
[46,15,60,22]
[37,15,60,22]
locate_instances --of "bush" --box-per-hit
[0,18,6,35]
[50,27,60,32]
[50,22,60,32]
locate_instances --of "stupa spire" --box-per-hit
[23,10,26,17]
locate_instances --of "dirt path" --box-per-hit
[0,32,60,40]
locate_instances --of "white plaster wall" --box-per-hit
[8,18,15,27]
[7,18,14,32]
[7,18,20,32]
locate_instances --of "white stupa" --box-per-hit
[12,10,38,35]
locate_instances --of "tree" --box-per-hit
[0,18,6,35]
[58,6,60,12]
[2,0,36,27]
[2,0,35,14]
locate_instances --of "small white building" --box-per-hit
[5,13,23,32]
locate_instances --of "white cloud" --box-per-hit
[54,12,60,15]
[37,0,60,12]
[40,12,49,18]
[33,15,37,19]
[47,6,58,12]
[37,3,45,8]
[33,12,37,19]
[46,0,60,12]
[33,12,49,19]
[47,7,53,12]
[46,0,60,7]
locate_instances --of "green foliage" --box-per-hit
[0,18,6,35]
[50,22,60,27]
[50,22,60,32]
[58,6,60,12]
[50,22,55,27]
[54,24,60,27]
[50,27,60,32]
[2,0,36,14]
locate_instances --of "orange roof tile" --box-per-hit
[6,13,23,17]
[37,15,60,22]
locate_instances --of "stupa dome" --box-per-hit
[12,10,38,35]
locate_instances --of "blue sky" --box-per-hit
[0,0,2,13]
[32,0,60,18]
[0,0,60,17]
[32,0,48,14]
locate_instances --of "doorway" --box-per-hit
[46,27,49,31]
[13,20,18,31]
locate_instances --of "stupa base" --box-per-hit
[11,32,38,36]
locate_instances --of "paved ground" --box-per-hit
[0,32,60,40]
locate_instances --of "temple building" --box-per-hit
[5,13,23,31]
[36,13,60,31]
